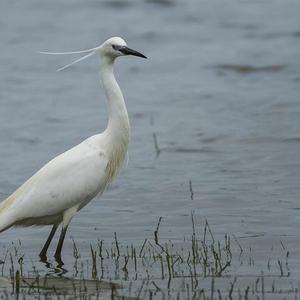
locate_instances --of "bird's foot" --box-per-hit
[54,252,64,268]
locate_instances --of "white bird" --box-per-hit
[0,37,147,263]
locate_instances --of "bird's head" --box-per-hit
[99,37,147,59]
[38,36,147,71]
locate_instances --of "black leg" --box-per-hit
[54,224,69,265]
[53,205,78,266]
[39,224,58,261]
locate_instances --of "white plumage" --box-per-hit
[0,37,146,262]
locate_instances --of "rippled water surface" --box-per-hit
[0,0,300,298]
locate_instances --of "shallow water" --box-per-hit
[0,0,300,298]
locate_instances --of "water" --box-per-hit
[0,0,300,297]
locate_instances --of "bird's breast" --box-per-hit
[105,135,129,185]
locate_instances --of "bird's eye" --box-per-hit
[112,45,123,51]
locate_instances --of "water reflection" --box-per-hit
[39,256,68,275]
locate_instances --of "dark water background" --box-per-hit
[0,0,300,293]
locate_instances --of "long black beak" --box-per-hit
[119,46,147,59]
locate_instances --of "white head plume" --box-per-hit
[37,45,101,72]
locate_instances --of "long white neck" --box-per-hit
[100,55,130,155]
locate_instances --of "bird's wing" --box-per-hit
[0,135,109,226]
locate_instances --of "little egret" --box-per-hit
[0,37,146,262]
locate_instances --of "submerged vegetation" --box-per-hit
[0,214,295,299]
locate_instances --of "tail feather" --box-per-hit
[0,197,15,232]
[0,196,14,214]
